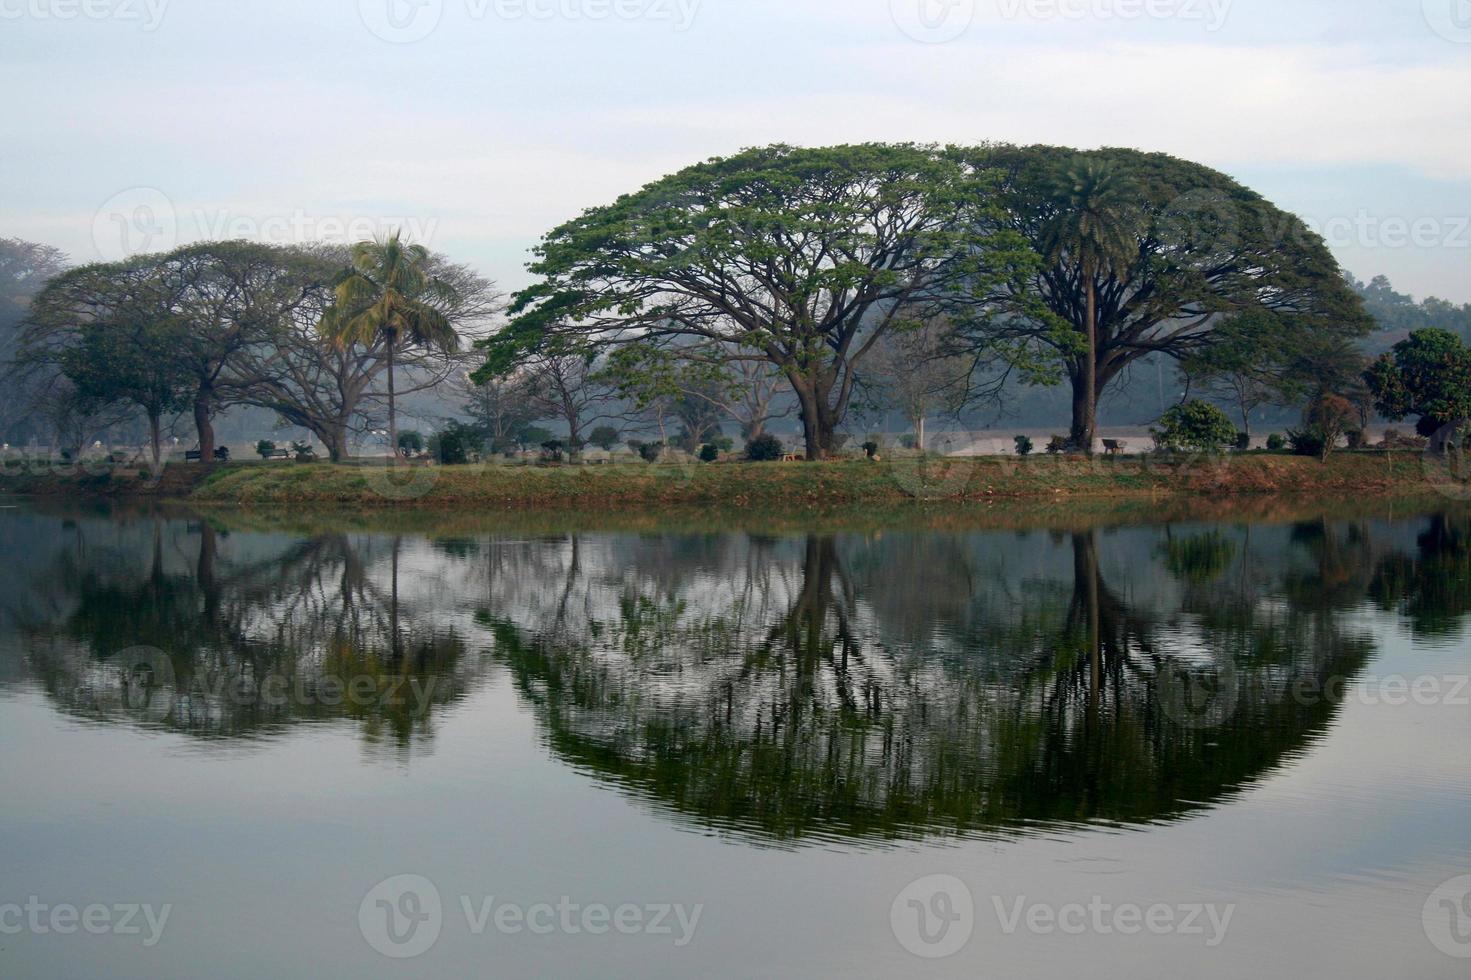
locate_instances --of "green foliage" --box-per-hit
[1014,435,1034,456]
[1267,433,1287,452]
[588,425,620,451]
[540,440,564,463]
[1287,428,1326,459]
[397,430,424,453]
[745,434,785,462]
[699,444,720,463]
[256,440,276,459]
[1157,401,1238,454]
[1365,329,1471,439]
[487,143,1035,457]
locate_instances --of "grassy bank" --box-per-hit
[3,451,1445,510]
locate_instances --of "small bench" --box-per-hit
[185,447,231,462]
[1102,439,1127,456]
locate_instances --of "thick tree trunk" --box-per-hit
[1069,374,1092,455]
[193,389,214,463]
[1078,276,1099,455]
[148,411,162,471]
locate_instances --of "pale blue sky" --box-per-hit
[3,0,1468,300]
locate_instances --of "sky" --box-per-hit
[2,0,1469,301]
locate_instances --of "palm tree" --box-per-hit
[320,232,460,458]
[1042,159,1141,454]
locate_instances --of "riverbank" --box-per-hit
[1,451,1451,509]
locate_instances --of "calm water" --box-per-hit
[1,502,1468,978]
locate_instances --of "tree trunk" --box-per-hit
[916,416,927,453]
[193,388,215,463]
[1080,275,1098,455]
[148,411,162,471]
[326,420,350,463]
[386,332,398,461]
[1069,373,1092,455]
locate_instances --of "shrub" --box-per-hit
[397,431,424,455]
[1046,435,1068,455]
[540,440,564,463]
[1346,428,1368,450]
[746,434,785,462]
[1266,433,1286,452]
[699,444,720,463]
[256,439,276,460]
[1234,431,1251,451]
[899,434,919,450]
[589,426,620,452]
[433,423,478,466]
[1287,428,1326,458]
[1156,401,1238,454]
[291,441,316,462]
[639,441,664,463]
[862,440,881,459]
[1304,395,1359,461]
[1014,435,1034,456]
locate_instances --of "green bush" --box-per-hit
[862,440,881,459]
[256,439,276,460]
[1266,433,1287,452]
[1045,435,1067,455]
[540,440,565,463]
[1234,431,1251,451]
[1014,435,1034,456]
[397,431,424,455]
[699,444,720,463]
[1156,401,1238,454]
[433,423,478,465]
[746,434,785,462]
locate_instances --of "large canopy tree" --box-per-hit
[953,145,1372,446]
[480,143,1031,459]
[1365,328,1471,449]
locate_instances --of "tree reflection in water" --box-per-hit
[2,508,1467,843]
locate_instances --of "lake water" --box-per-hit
[1,502,1468,978]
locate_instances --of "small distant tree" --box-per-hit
[1156,401,1238,454]
[1014,435,1034,456]
[1365,328,1471,452]
[397,430,424,455]
[699,444,720,463]
[1266,433,1287,452]
[1303,394,1359,461]
[256,439,276,460]
[589,426,620,452]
